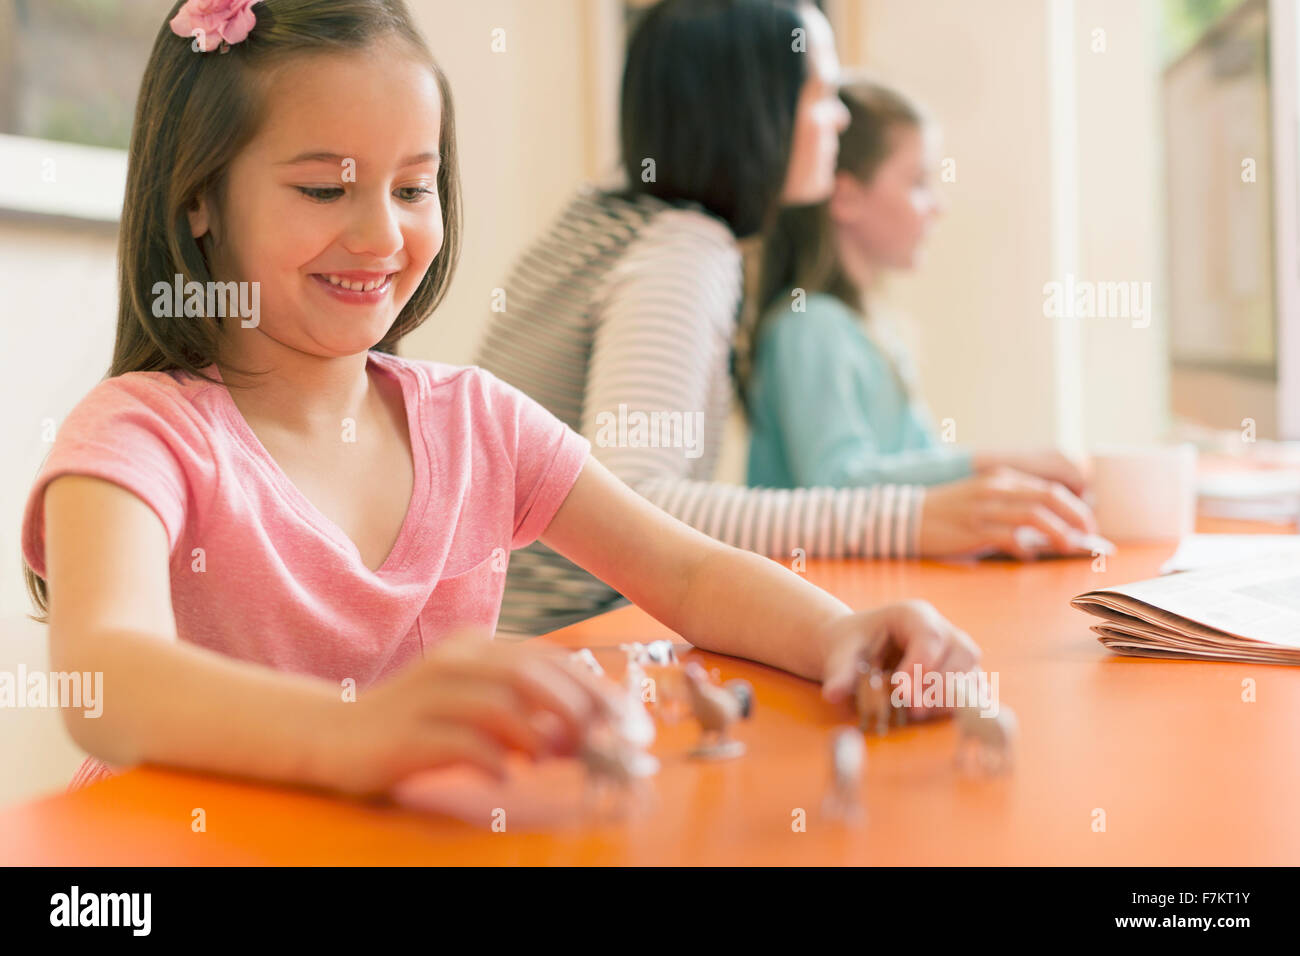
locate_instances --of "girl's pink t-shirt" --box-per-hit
[21,350,592,790]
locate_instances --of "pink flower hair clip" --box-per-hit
[169,0,264,55]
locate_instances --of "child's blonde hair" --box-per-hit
[25,0,462,620]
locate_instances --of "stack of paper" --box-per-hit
[1072,557,1300,664]
[1160,534,1300,573]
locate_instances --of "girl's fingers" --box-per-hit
[820,620,888,701]
[411,724,509,782]
[432,648,596,745]
[821,634,865,701]
[890,607,980,719]
[916,640,982,721]
[891,604,951,678]
[533,645,629,721]
[420,680,550,758]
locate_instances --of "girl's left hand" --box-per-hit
[819,600,982,721]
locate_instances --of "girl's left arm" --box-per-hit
[539,456,980,698]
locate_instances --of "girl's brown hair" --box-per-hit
[25,0,461,620]
[736,78,922,412]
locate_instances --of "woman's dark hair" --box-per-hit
[619,0,810,239]
[25,0,461,621]
[739,78,924,411]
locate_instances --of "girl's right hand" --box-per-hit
[918,469,1098,560]
[323,631,626,797]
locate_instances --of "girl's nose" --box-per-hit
[344,193,404,259]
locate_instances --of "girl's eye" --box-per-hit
[296,186,343,202]
[293,185,434,203]
[395,186,435,203]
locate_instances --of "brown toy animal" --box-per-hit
[683,662,754,759]
[855,666,901,735]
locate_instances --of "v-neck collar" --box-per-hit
[205,351,431,577]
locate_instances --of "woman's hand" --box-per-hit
[972,450,1088,497]
[918,469,1099,560]
[322,631,627,797]
[820,600,981,722]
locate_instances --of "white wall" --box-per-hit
[402,0,590,366]
[0,219,118,806]
[1074,0,1167,446]
[849,0,1166,451]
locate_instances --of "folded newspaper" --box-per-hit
[1071,557,1300,664]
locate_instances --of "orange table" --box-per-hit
[3,519,1298,865]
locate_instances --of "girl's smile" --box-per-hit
[309,270,400,304]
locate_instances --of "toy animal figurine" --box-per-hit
[683,661,754,760]
[616,677,656,748]
[643,640,678,666]
[624,659,650,702]
[569,648,604,678]
[619,640,679,667]
[854,666,894,735]
[955,704,1017,774]
[856,665,908,732]
[822,727,865,824]
[578,730,659,815]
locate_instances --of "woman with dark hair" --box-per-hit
[478,0,1095,636]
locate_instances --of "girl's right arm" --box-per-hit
[46,475,348,789]
[44,475,617,796]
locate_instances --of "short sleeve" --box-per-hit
[21,376,199,578]
[472,369,591,550]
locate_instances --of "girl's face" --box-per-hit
[780,5,850,205]
[188,42,444,360]
[831,124,943,270]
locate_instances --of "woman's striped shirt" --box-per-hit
[475,187,923,635]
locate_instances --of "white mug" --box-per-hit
[1088,444,1198,542]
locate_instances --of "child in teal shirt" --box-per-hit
[743,78,1092,557]
[745,78,969,489]
[747,289,972,488]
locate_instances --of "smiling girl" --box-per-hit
[21,0,977,797]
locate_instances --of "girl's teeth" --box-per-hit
[323,274,388,291]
